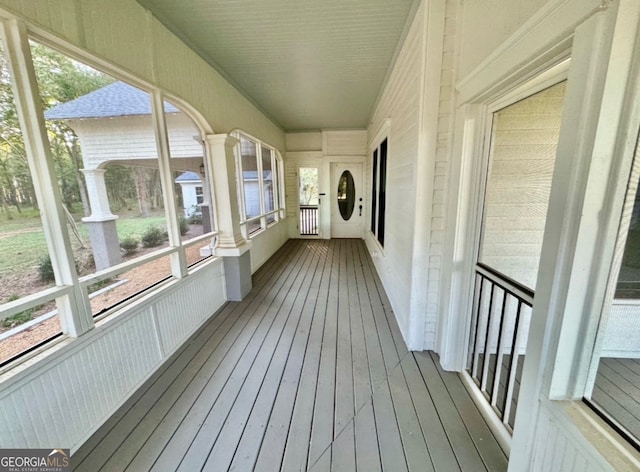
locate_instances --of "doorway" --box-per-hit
[331,163,363,238]
[466,81,566,433]
[298,166,319,237]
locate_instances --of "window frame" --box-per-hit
[233,131,285,239]
[369,125,389,248]
[0,20,219,371]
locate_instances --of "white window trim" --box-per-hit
[0,17,219,371]
[233,131,285,238]
[368,119,391,251]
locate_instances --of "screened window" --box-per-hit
[585,134,640,449]
[370,138,387,246]
[0,34,219,366]
[235,133,283,237]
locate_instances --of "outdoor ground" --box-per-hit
[0,209,208,363]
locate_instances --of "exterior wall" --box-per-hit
[71,114,203,169]
[425,0,458,347]
[284,131,366,240]
[178,181,200,216]
[442,0,637,471]
[365,2,423,342]
[480,82,565,290]
[0,259,226,452]
[458,0,549,79]
[250,219,289,274]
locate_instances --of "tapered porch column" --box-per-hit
[205,133,252,300]
[81,168,121,270]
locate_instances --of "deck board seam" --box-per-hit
[168,242,317,470]
[117,241,311,471]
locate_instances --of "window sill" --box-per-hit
[564,401,640,471]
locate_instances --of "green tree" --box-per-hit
[0,41,113,219]
[31,42,113,216]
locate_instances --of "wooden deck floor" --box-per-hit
[592,357,640,440]
[72,239,506,471]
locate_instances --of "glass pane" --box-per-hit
[164,98,214,266]
[261,146,275,225]
[371,149,378,233]
[378,139,387,246]
[588,146,640,444]
[239,136,262,235]
[299,167,318,236]
[337,170,356,221]
[478,82,566,290]
[33,40,175,316]
[0,40,62,362]
[89,255,172,316]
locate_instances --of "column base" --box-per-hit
[84,219,122,271]
[222,251,252,301]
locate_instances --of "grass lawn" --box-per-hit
[0,209,169,277]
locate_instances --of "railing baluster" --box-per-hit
[479,283,496,393]
[490,290,509,408]
[502,300,523,429]
[470,275,485,380]
[299,206,318,235]
[467,262,533,434]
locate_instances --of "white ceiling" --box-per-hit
[136,0,418,131]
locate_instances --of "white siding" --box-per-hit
[529,405,615,472]
[286,132,322,152]
[366,3,423,341]
[0,259,225,452]
[459,0,557,79]
[480,82,565,290]
[323,130,367,156]
[71,114,203,169]
[250,220,289,274]
[425,0,458,346]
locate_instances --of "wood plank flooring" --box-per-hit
[72,239,506,471]
[592,357,640,441]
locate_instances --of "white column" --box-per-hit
[205,133,252,301]
[81,168,117,222]
[205,133,251,253]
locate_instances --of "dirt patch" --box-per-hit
[0,226,209,364]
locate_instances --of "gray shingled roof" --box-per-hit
[44,81,178,120]
[175,171,201,183]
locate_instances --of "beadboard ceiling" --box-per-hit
[136,0,418,131]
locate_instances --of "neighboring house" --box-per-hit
[44,81,205,269]
[175,171,203,217]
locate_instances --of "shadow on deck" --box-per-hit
[72,239,507,471]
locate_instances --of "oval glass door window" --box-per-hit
[337,170,356,220]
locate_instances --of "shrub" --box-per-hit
[120,236,139,255]
[1,295,36,328]
[178,216,189,236]
[1,308,34,328]
[88,277,115,294]
[141,225,166,248]
[188,213,202,225]
[37,254,55,282]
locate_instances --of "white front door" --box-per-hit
[331,163,363,238]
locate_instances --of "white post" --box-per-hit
[205,133,252,300]
[1,20,92,336]
[81,169,117,221]
[151,90,188,278]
